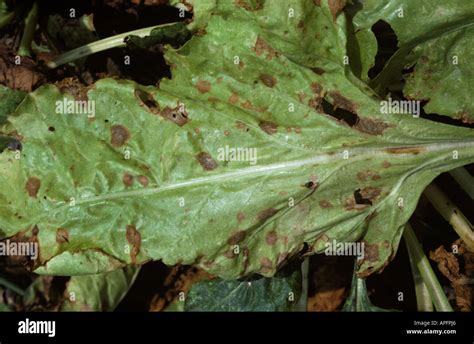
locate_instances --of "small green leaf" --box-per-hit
[0,85,26,123]
[23,267,139,311]
[47,14,99,52]
[342,262,395,312]
[126,21,191,50]
[183,271,302,311]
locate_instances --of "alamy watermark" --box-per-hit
[380,97,421,118]
[0,240,38,260]
[55,98,96,118]
[324,239,365,260]
[217,145,257,165]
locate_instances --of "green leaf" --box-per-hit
[342,262,395,312]
[0,0,473,280]
[183,270,301,311]
[0,86,26,151]
[126,21,191,50]
[60,266,139,311]
[46,14,99,52]
[353,0,474,123]
[0,85,26,123]
[23,267,139,311]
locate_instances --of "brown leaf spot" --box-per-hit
[122,173,134,187]
[385,146,425,155]
[234,0,263,11]
[196,152,218,171]
[135,89,160,114]
[328,0,347,20]
[237,212,246,223]
[257,207,278,222]
[456,111,474,124]
[357,171,381,181]
[355,117,392,135]
[382,161,391,168]
[363,242,379,262]
[360,187,381,202]
[344,197,369,211]
[228,230,246,245]
[235,121,249,131]
[260,257,273,272]
[25,177,41,198]
[160,104,189,127]
[259,120,278,135]
[224,249,236,259]
[126,225,141,264]
[259,73,277,88]
[329,91,358,113]
[111,125,130,147]
[56,228,69,244]
[195,80,211,94]
[137,175,149,187]
[228,92,239,104]
[266,231,278,245]
[241,100,253,109]
[308,83,325,111]
[252,36,278,60]
[319,200,333,208]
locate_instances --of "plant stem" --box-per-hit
[449,167,474,200]
[0,274,26,297]
[47,22,179,69]
[297,257,309,311]
[424,183,474,251]
[403,223,453,311]
[17,1,39,57]
[406,237,434,311]
[0,0,27,29]
[0,10,15,29]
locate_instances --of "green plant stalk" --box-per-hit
[0,10,15,29]
[0,274,26,297]
[403,223,453,311]
[47,22,180,68]
[406,240,434,311]
[17,1,39,57]
[424,183,474,251]
[296,257,309,311]
[0,1,30,32]
[449,167,474,200]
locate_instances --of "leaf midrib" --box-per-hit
[50,139,474,211]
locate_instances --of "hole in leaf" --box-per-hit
[354,189,373,206]
[368,20,398,80]
[321,99,358,126]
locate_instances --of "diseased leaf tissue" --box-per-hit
[0,0,473,291]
